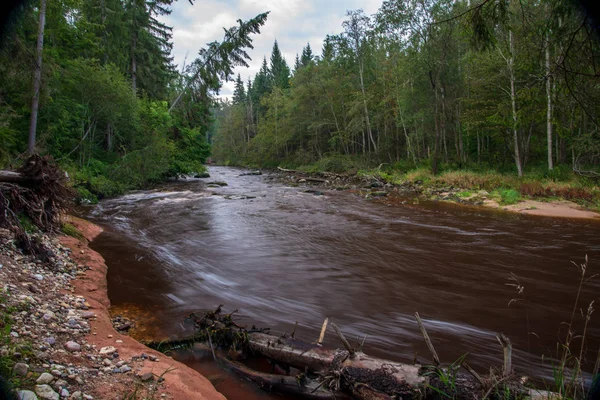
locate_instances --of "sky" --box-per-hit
[160,0,384,98]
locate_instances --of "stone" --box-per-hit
[33,274,44,281]
[148,355,158,362]
[64,342,80,352]
[17,390,38,400]
[102,358,112,366]
[28,284,41,294]
[70,392,82,400]
[98,346,116,356]
[44,337,56,346]
[194,172,210,178]
[54,379,67,388]
[140,372,154,382]
[81,312,95,319]
[36,372,55,384]
[82,395,93,400]
[35,384,59,400]
[119,365,131,373]
[60,389,69,398]
[13,362,28,377]
[10,331,19,338]
[67,319,79,328]
[43,312,55,322]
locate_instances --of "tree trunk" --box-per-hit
[359,62,377,153]
[508,30,523,177]
[28,0,47,155]
[546,33,554,170]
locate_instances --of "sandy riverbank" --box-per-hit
[62,216,225,400]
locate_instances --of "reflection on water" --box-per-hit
[86,166,600,395]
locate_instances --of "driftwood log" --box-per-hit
[148,307,559,399]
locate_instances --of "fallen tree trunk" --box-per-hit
[221,358,342,399]
[152,307,559,399]
[0,171,30,183]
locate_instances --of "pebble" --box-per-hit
[119,365,131,373]
[140,372,153,382]
[36,372,55,384]
[60,389,69,398]
[70,392,82,400]
[33,274,44,281]
[10,331,19,338]
[35,384,60,400]
[98,346,116,356]
[16,390,38,400]
[13,362,28,377]
[43,312,55,322]
[54,379,67,388]
[64,341,81,352]
[44,337,56,346]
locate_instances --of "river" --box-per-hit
[85,166,600,398]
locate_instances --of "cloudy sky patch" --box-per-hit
[161,0,383,97]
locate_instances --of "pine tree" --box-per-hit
[300,43,313,67]
[269,40,290,89]
[294,53,301,72]
[232,73,246,104]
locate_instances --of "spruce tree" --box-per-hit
[269,40,290,89]
[300,43,313,67]
[232,73,246,104]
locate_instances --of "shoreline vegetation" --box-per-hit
[221,158,600,220]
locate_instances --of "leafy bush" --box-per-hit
[499,188,521,205]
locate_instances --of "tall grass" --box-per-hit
[509,256,599,399]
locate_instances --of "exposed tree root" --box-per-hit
[0,154,74,257]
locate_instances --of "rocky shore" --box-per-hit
[0,217,224,400]
[270,169,600,220]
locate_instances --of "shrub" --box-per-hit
[499,188,521,205]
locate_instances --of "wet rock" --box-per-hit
[194,172,210,178]
[239,170,262,176]
[64,341,80,352]
[207,181,228,186]
[13,362,28,377]
[17,390,38,400]
[35,385,59,400]
[36,372,55,384]
[370,191,388,197]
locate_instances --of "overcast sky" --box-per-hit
[160,0,383,98]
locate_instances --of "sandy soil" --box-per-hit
[481,199,600,220]
[62,216,225,400]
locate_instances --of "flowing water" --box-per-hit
[85,166,600,398]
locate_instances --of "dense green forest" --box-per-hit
[0,0,266,201]
[212,0,600,195]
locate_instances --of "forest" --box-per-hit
[213,0,600,203]
[0,0,267,202]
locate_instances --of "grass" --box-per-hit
[507,256,599,400]
[61,222,84,240]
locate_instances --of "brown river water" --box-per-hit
[85,166,600,399]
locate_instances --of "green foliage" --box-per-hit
[61,222,84,240]
[499,188,521,205]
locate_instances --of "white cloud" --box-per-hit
[160,0,384,98]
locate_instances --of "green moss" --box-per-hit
[62,222,84,240]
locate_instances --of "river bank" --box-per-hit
[0,217,224,400]
[269,167,600,220]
